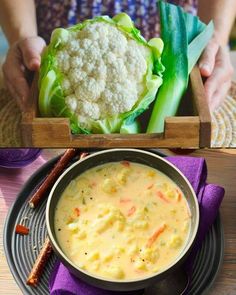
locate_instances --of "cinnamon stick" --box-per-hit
[26,237,53,286]
[79,152,89,159]
[28,148,77,208]
[15,224,29,235]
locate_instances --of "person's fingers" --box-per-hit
[198,38,219,77]
[204,47,233,101]
[2,37,46,107]
[18,37,46,71]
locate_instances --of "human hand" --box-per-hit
[198,35,234,112]
[2,36,46,110]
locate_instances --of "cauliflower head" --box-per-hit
[39,13,164,134]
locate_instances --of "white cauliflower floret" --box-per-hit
[77,100,100,120]
[56,21,150,123]
[92,60,107,80]
[61,78,73,96]
[125,40,147,80]
[81,22,110,40]
[67,39,81,55]
[97,36,109,52]
[75,78,105,102]
[93,22,110,37]
[65,95,78,112]
[70,56,83,68]
[105,52,117,65]
[68,68,87,85]
[108,26,127,55]
[80,38,93,49]
[56,51,70,73]
[101,81,137,116]
[106,57,127,83]
[82,62,95,74]
[83,23,110,52]
[85,44,102,61]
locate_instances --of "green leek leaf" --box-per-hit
[188,21,214,73]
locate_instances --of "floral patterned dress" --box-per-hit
[35,0,198,42]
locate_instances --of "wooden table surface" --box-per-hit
[0,149,236,295]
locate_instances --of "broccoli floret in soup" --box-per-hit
[39,13,165,134]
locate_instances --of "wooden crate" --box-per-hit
[21,66,211,148]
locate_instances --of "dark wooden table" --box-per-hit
[0,149,236,294]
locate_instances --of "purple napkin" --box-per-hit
[0,149,41,168]
[49,156,225,295]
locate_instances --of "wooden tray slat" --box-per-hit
[190,67,211,147]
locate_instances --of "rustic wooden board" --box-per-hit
[20,66,211,148]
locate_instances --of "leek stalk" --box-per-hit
[147,1,214,133]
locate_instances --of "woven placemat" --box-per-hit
[0,88,22,147]
[0,82,236,148]
[211,81,236,148]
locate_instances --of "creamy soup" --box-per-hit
[55,161,191,280]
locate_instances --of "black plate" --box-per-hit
[3,151,224,295]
